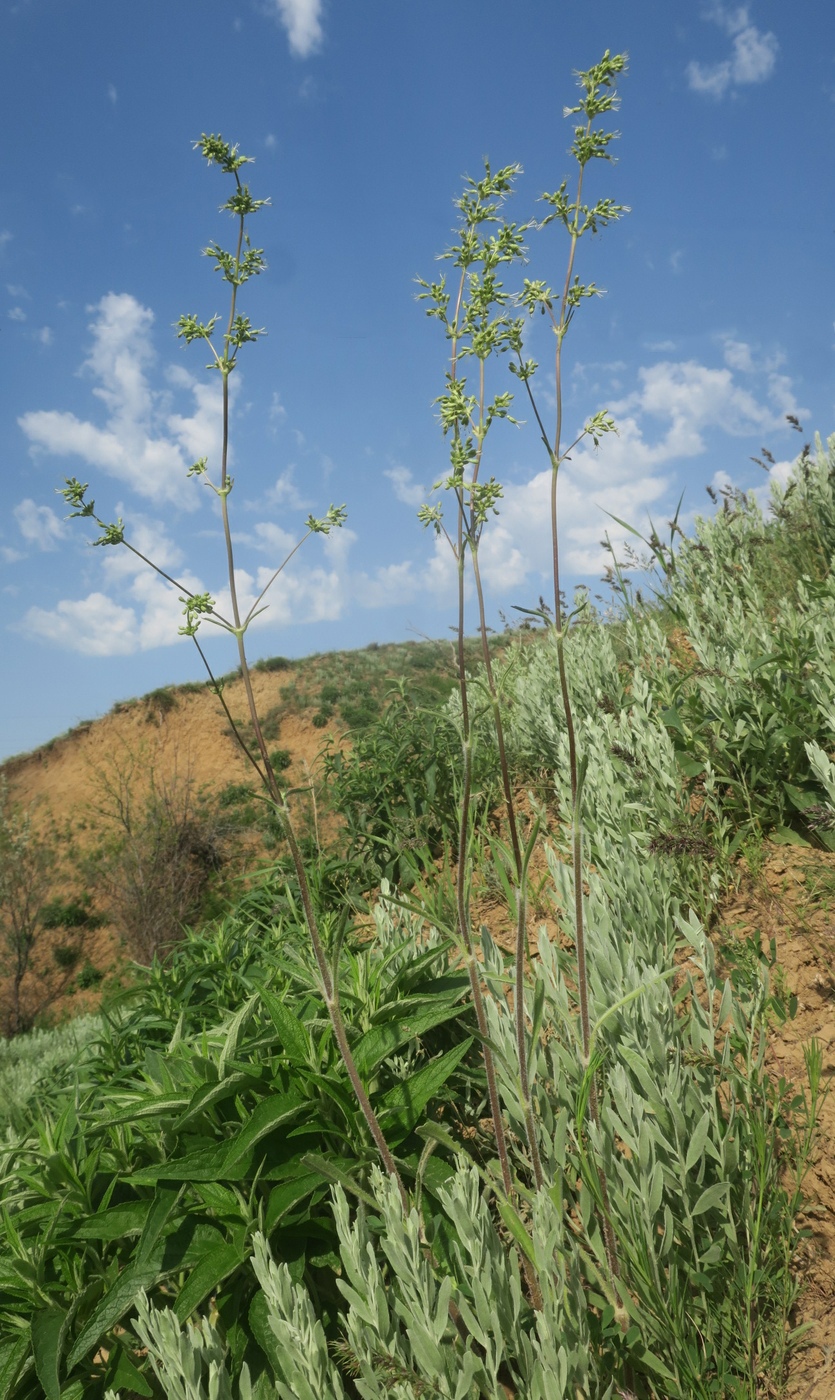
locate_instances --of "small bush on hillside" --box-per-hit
[87,753,231,963]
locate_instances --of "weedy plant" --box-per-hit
[58,135,408,1201]
[417,48,627,1258]
[1,53,824,1400]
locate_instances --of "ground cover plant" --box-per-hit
[0,50,832,1400]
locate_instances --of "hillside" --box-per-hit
[3,443,835,1397]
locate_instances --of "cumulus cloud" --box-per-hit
[18,293,223,509]
[384,464,425,507]
[25,592,140,656]
[391,354,807,594]
[687,5,778,99]
[8,306,26,322]
[261,469,312,511]
[14,499,66,550]
[268,0,323,58]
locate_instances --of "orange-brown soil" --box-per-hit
[0,668,343,1029]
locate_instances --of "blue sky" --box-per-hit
[2,0,833,761]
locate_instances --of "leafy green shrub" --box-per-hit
[52,943,81,970]
[326,686,496,887]
[0,892,479,1399]
[0,1013,101,1135]
[144,688,179,720]
[269,749,292,773]
[641,435,835,846]
[254,656,292,673]
[41,892,104,930]
[77,961,104,990]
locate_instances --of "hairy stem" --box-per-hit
[447,267,514,1199]
[209,181,406,1209]
[470,543,543,1191]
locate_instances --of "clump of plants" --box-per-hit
[0,52,825,1400]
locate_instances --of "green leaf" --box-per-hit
[691,1182,729,1217]
[137,1185,184,1266]
[783,782,819,812]
[130,1142,238,1185]
[173,1071,261,1132]
[772,826,811,848]
[495,1198,536,1266]
[109,1349,153,1394]
[0,1333,30,1400]
[72,1200,153,1242]
[220,1091,304,1170]
[31,1309,66,1400]
[647,1162,663,1217]
[67,1256,162,1369]
[109,1343,153,1397]
[249,1291,285,1379]
[92,1095,190,1129]
[299,1154,378,1208]
[660,706,685,735]
[218,995,259,1078]
[173,1242,245,1321]
[353,1001,463,1078]
[259,987,311,1065]
[378,1039,473,1140]
[265,1174,323,1233]
[66,1189,183,1368]
[674,751,705,779]
[685,1110,712,1175]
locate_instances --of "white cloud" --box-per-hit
[265,133,277,151]
[269,0,323,58]
[612,359,783,450]
[263,469,312,510]
[37,326,53,346]
[234,520,298,556]
[406,355,806,590]
[98,514,185,581]
[107,83,117,104]
[8,306,26,322]
[25,592,139,655]
[687,6,778,98]
[1,546,24,565]
[18,293,220,509]
[384,464,425,507]
[6,283,28,298]
[14,499,66,550]
[722,338,754,372]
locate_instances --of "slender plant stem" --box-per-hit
[204,172,407,1209]
[446,264,515,1199]
[531,105,621,1285]
[469,544,543,1191]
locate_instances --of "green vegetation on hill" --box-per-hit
[1,435,834,1398]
